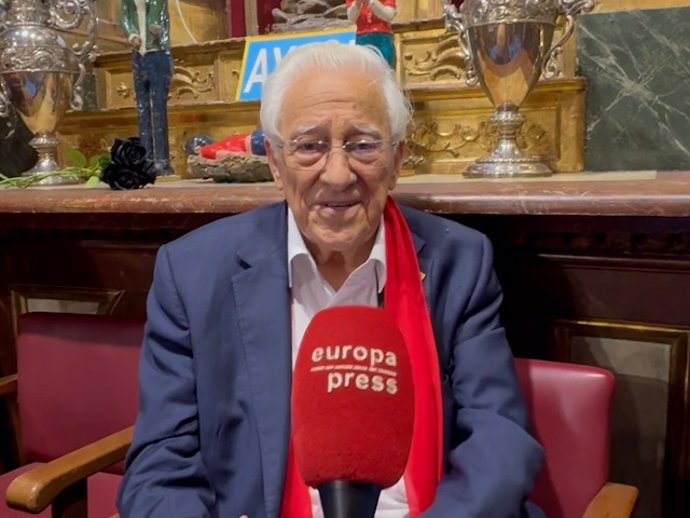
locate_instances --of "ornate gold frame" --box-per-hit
[553,319,690,518]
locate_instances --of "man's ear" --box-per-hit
[388,141,406,190]
[265,139,284,190]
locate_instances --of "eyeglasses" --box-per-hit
[276,137,397,171]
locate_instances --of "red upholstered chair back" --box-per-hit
[515,358,614,518]
[16,312,144,474]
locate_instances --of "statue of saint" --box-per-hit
[346,0,397,69]
[120,0,175,176]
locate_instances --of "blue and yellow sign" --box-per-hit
[236,28,356,102]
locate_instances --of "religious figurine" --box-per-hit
[345,0,397,69]
[197,130,267,160]
[271,0,349,33]
[120,0,174,176]
[185,130,271,183]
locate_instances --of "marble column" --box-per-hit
[577,7,690,171]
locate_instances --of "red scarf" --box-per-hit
[281,198,443,518]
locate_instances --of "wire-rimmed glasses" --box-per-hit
[275,137,397,172]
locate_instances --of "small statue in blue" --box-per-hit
[120,0,175,176]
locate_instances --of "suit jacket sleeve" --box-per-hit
[424,235,544,518]
[117,245,215,518]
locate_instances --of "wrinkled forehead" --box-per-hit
[277,66,390,138]
[286,121,386,140]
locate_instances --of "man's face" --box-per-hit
[266,66,404,263]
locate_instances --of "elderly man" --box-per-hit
[118,42,544,518]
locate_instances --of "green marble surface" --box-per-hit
[577,8,690,171]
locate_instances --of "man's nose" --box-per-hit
[320,148,355,187]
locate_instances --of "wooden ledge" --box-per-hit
[1,171,689,221]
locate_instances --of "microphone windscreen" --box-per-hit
[291,306,414,489]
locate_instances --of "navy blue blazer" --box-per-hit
[118,202,544,518]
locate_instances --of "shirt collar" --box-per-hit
[287,208,386,292]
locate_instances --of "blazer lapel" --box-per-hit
[231,204,291,518]
[410,230,433,306]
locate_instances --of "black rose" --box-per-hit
[101,137,157,190]
[110,137,147,168]
[100,159,156,190]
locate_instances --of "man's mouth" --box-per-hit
[322,201,357,208]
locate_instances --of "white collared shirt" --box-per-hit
[287,208,409,518]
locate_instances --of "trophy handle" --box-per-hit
[542,14,574,79]
[0,79,18,137]
[560,0,597,17]
[48,0,98,62]
[0,5,6,118]
[70,62,86,111]
[441,0,479,87]
[0,83,11,118]
[48,0,88,31]
[543,0,596,79]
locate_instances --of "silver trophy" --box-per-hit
[442,0,594,178]
[0,0,97,184]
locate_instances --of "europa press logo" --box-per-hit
[308,343,399,395]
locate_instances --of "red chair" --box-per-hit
[1,318,637,518]
[515,358,638,518]
[0,312,144,518]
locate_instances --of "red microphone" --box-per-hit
[292,306,415,518]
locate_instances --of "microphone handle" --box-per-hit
[318,481,381,518]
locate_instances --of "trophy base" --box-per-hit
[22,131,81,185]
[21,172,81,186]
[462,102,555,178]
[464,159,553,178]
[22,157,80,186]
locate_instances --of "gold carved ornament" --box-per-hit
[115,60,214,101]
[405,120,549,168]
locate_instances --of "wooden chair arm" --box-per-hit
[0,373,17,398]
[582,482,639,518]
[6,426,133,513]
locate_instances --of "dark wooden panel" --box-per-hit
[0,238,160,375]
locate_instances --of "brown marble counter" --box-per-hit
[0,172,688,224]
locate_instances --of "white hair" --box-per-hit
[259,42,411,146]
